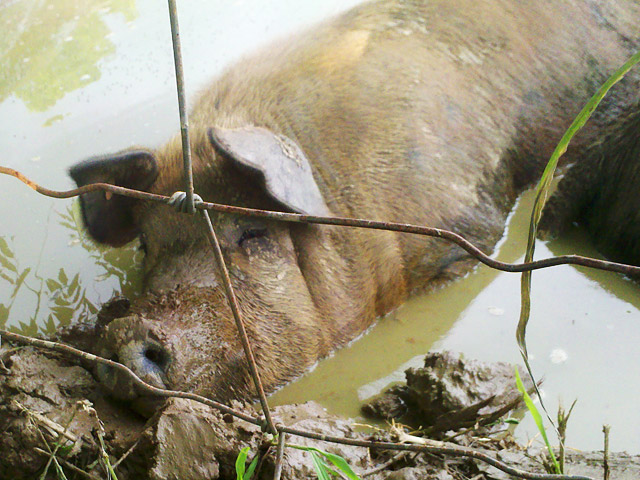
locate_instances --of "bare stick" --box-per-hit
[0,330,259,426]
[275,423,593,480]
[362,451,409,477]
[33,448,102,480]
[557,399,577,474]
[112,436,142,470]
[602,425,610,480]
[273,431,287,480]
[14,400,80,445]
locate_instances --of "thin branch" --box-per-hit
[362,451,409,477]
[603,425,611,480]
[14,400,80,445]
[273,431,287,480]
[275,424,593,480]
[0,165,613,480]
[111,436,142,470]
[0,330,259,426]
[33,448,102,480]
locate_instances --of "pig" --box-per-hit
[69,0,640,411]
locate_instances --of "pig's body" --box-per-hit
[70,0,640,408]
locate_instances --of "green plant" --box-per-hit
[234,442,361,480]
[288,445,361,480]
[518,50,640,361]
[515,50,640,472]
[515,368,560,474]
[235,446,260,480]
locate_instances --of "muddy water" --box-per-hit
[272,189,640,453]
[1,0,639,455]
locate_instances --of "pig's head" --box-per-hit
[70,126,353,413]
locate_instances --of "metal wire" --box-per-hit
[167,0,195,214]
[0,2,619,478]
[2,168,638,278]
[166,0,276,435]
[0,327,597,480]
[200,209,276,434]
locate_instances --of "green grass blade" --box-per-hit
[314,450,360,479]
[517,50,640,359]
[52,457,68,480]
[516,368,560,474]
[244,453,260,480]
[289,445,361,480]
[310,451,332,480]
[38,457,54,480]
[97,435,119,480]
[515,50,640,460]
[235,446,250,480]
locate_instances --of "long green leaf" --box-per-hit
[0,271,13,284]
[290,445,361,480]
[516,368,561,473]
[0,304,9,325]
[518,50,640,359]
[0,252,17,273]
[0,237,14,258]
[235,447,250,480]
[516,50,640,456]
[11,267,31,299]
[244,453,259,480]
[310,451,332,480]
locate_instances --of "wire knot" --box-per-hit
[168,191,203,214]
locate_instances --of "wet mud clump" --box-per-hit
[362,351,534,433]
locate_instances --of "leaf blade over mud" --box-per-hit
[518,50,640,359]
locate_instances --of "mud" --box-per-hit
[362,351,534,434]
[1,343,639,479]
[0,345,144,479]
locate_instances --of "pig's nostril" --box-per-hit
[143,346,169,370]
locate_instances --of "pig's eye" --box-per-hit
[237,227,267,247]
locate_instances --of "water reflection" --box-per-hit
[0,0,136,112]
[0,203,142,336]
[546,225,640,310]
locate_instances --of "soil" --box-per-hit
[362,351,536,434]
[1,341,638,480]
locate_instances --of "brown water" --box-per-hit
[271,189,640,453]
[1,0,639,455]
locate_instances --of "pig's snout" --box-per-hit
[96,316,172,401]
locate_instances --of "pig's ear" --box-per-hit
[208,126,330,216]
[69,150,158,247]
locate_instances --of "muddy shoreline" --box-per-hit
[2,335,638,480]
